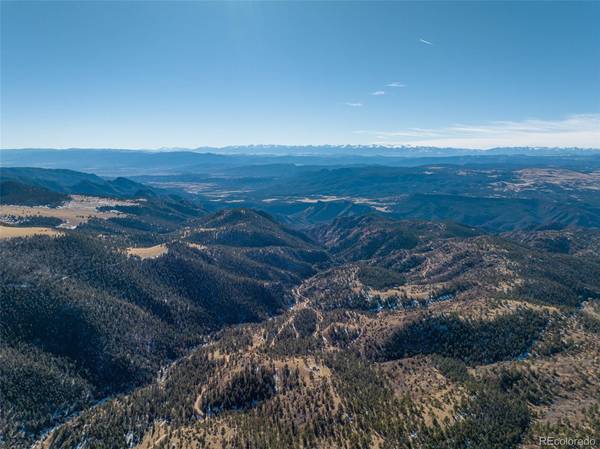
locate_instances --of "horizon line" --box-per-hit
[2,145,600,152]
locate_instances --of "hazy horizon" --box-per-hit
[2,144,600,153]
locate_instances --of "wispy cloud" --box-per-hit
[371,91,385,96]
[345,102,363,107]
[354,114,600,149]
[419,38,434,46]
[386,82,406,88]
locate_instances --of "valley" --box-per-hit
[1,157,599,449]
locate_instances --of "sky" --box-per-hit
[1,1,599,149]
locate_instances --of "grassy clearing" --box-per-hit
[0,225,62,239]
[127,243,168,259]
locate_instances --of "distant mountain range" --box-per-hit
[4,145,600,156]
[194,145,600,157]
[2,147,600,177]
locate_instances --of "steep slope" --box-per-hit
[33,262,600,449]
[25,215,600,449]
[308,215,600,312]
[315,214,480,261]
[0,208,328,448]
[0,167,154,198]
[0,180,69,207]
[187,208,317,249]
[505,228,600,259]
[256,199,375,228]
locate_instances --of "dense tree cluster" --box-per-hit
[0,208,326,447]
[0,180,69,206]
[201,364,277,413]
[381,309,549,364]
[357,265,405,290]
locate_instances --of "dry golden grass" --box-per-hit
[127,244,168,259]
[501,168,600,192]
[0,195,140,228]
[0,225,62,239]
[186,242,209,251]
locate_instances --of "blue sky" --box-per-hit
[1,1,599,149]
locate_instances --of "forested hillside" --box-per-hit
[1,167,599,449]
[0,182,328,446]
